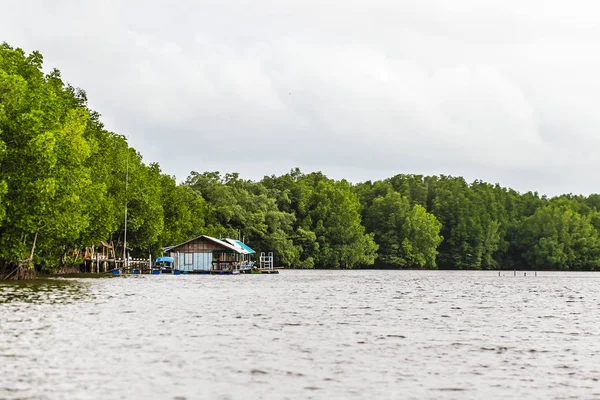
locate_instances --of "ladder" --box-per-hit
[259,252,274,270]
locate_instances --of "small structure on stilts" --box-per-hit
[83,242,152,274]
[162,235,279,275]
[81,235,280,276]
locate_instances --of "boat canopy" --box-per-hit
[156,256,174,263]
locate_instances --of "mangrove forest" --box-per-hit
[2,43,600,279]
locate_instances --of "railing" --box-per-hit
[88,254,152,273]
[259,252,274,270]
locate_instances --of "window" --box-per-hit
[184,253,193,265]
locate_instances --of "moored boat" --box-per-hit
[154,256,175,274]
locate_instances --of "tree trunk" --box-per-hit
[0,261,36,280]
[28,230,38,264]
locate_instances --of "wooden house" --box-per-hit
[162,235,256,273]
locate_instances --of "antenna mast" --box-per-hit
[123,153,129,271]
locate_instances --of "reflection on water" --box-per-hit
[0,279,90,304]
[1,270,600,399]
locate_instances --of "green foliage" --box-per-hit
[186,171,299,267]
[516,204,600,270]
[0,44,209,271]
[365,191,442,268]
[262,170,377,268]
[3,42,600,274]
[307,176,378,268]
[0,44,95,268]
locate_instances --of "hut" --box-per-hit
[162,235,256,273]
[84,241,114,261]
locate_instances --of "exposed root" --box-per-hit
[0,264,37,280]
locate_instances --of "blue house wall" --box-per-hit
[176,252,213,272]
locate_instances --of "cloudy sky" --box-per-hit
[2,0,600,195]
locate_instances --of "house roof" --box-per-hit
[236,240,256,254]
[204,235,243,253]
[223,238,256,254]
[162,235,246,254]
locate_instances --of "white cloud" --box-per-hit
[2,0,600,195]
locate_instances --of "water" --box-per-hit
[1,270,600,399]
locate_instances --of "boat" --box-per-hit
[154,256,175,274]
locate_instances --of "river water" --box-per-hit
[1,270,600,399]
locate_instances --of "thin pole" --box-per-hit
[123,153,129,272]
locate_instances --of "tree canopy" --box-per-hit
[2,43,600,277]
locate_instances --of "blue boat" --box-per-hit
[153,256,176,274]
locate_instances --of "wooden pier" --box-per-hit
[98,266,282,275]
[160,268,280,275]
[84,257,152,274]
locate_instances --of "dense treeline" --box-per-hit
[2,44,600,278]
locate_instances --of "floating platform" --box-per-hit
[118,268,281,276]
[179,268,280,275]
[202,269,279,275]
[239,269,279,274]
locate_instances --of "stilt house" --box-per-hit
[162,235,256,272]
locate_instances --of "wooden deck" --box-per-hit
[112,268,282,276]
[153,269,280,275]
[239,269,279,274]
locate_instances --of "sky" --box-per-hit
[2,0,600,196]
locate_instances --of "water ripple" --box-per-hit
[1,270,600,399]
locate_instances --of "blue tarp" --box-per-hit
[235,240,255,254]
[156,256,174,263]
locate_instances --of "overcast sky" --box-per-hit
[2,0,600,195]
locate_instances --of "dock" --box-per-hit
[110,268,281,276]
[239,268,280,274]
[84,238,281,276]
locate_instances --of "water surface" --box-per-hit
[1,270,600,399]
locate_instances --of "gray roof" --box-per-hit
[162,235,244,254]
